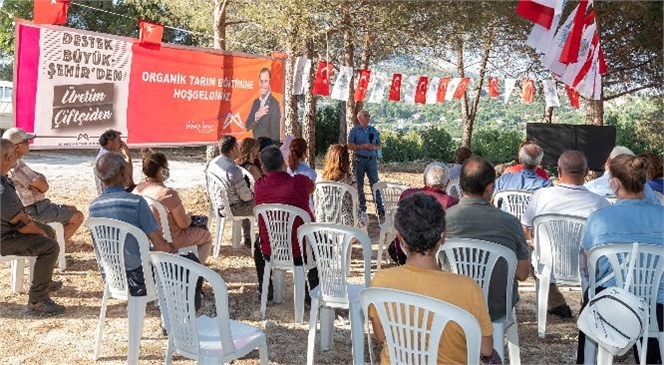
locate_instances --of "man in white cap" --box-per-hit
[585,145,661,205]
[1,127,84,241]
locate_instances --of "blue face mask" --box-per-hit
[160,167,170,181]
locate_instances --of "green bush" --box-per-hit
[471,128,525,164]
[315,104,342,156]
[381,127,455,163]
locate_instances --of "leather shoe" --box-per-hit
[548,304,573,318]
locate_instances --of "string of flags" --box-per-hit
[518,0,607,100]
[292,56,581,109]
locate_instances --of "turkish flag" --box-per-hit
[33,0,69,25]
[598,45,608,74]
[516,0,555,30]
[388,73,402,101]
[414,76,428,104]
[312,62,333,96]
[488,77,500,98]
[453,78,470,99]
[436,77,450,102]
[565,85,580,108]
[139,20,164,45]
[522,79,535,103]
[354,69,371,102]
[559,0,589,64]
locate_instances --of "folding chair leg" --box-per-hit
[231,220,242,249]
[492,322,505,361]
[294,267,305,324]
[47,222,66,271]
[583,336,597,365]
[10,259,24,294]
[596,347,614,365]
[319,307,334,351]
[272,270,285,304]
[260,263,272,319]
[536,276,551,338]
[258,337,269,365]
[376,227,386,270]
[506,315,521,365]
[94,286,110,360]
[213,216,224,258]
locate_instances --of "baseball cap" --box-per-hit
[608,146,634,160]
[2,127,36,144]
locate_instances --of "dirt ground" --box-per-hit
[0,148,636,364]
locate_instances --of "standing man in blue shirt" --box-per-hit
[347,110,385,222]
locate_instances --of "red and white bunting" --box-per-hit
[504,79,517,104]
[403,75,419,105]
[522,79,536,103]
[388,73,403,102]
[425,77,440,104]
[565,85,580,108]
[366,73,387,104]
[354,69,371,102]
[139,20,164,45]
[33,0,69,25]
[488,77,500,98]
[516,0,556,30]
[436,77,451,103]
[330,66,353,101]
[542,80,560,107]
[414,76,429,104]
[312,62,333,97]
[292,57,312,96]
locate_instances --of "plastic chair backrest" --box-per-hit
[437,238,517,321]
[206,171,233,218]
[532,214,587,284]
[372,182,408,216]
[93,167,104,195]
[606,196,618,205]
[255,204,312,268]
[297,223,372,307]
[314,181,358,227]
[361,288,481,365]
[86,217,155,300]
[150,252,236,360]
[446,180,463,199]
[587,243,664,334]
[493,190,533,219]
[137,194,174,242]
[239,166,255,191]
[653,191,664,205]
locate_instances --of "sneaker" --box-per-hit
[30,297,65,315]
[49,280,63,292]
[548,304,573,318]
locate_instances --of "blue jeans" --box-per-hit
[354,157,384,215]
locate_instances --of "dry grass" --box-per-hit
[0,149,638,365]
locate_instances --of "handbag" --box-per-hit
[577,243,649,358]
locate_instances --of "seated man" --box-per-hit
[369,194,498,364]
[2,128,84,242]
[521,150,610,318]
[253,146,318,299]
[494,141,552,195]
[389,162,459,265]
[207,136,255,247]
[96,129,136,191]
[503,141,551,179]
[585,145,661,205]
[90,152,175,296]
[1,139,64,315]
[446,156,531,322]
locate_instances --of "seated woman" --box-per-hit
[317,144,357,226]
[576,154,664,364]
[287,138,317,182]
[134,151,213,264]
[642,151,664,194]
[369,194,497,364]
[235,137,263,184]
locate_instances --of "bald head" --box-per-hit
[557,150,588,184]
[519,143,544,170]
[460,156,496,197]
[96,152,126,185]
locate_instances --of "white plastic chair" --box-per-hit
[86,217,157,363]
[46,222,67,271]
[314,181,359,228]
[361,288,482,365]
[255,203,312,324]
[437,238,521,365]
[446,179,463,199]
[0,251,35,294]
[239,166,255,191]
[531,213,587,338]
[298,223,372,365]
[372,182,408,270]
[93,167,104,195]
[206,171,255,255]
[150,252,268,365]
[653,191,664,204]
[606,196,618,205]
[493,190,533,220]
[137,194,198,257]
[583,243,664,365]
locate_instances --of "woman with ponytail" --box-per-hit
[576,154,664,364]
[286,138,316,182]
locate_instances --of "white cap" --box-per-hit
[609,146,634,160]
[2,127,36,144]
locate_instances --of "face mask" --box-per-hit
[609,177,619,195]
[160,168,170,181]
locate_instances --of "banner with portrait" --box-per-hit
[13,20,285,149]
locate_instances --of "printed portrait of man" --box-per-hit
[245,68,281,142]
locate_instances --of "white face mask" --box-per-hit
[609,177,619,195]
[160,167,170,181]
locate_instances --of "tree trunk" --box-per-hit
[207,0,231,163]
[342,2,356,140]
[284,49,300,137]
[338,103,347,144]
[456,37,472,148]
[585,98,604,126]
[302,40,317,167]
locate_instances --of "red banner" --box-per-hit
[14,20,285,148]
[388,73,402,102]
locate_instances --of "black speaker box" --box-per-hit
[526,123,616,171]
